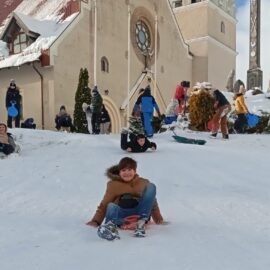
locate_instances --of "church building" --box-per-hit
[0,0,236,132]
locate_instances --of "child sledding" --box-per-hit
[0,123,20,158]
[86,157,166,240]
[120,129,157,153]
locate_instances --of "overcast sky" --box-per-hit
[236,0,269,91]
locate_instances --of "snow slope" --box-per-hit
[1,127,270,270]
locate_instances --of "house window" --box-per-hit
[101,56,109,73]
[221,21,225,33]
[13,32,28,54]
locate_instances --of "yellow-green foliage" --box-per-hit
[189,90,215,131]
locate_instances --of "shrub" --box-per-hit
[188,90,215,131]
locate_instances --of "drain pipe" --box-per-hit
[32,63,45,129]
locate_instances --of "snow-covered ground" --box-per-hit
[1,124,270,270]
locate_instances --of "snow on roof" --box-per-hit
[0,0,71,33]
[0,11,78,69]
[0,0,79,69]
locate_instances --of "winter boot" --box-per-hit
[134,219,146,238]
[97,221,120,241]
[222,133,229,140]
[209,133,217,138]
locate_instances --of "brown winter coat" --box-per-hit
[90,165,163,225]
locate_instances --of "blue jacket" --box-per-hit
[135,87,160,114]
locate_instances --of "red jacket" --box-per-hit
[174,85,185,102]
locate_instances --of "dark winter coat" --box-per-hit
[135,86,160,114]
[6,87,21,110]
[100,106,110,123]
[121,133,156,153]
[90,165,163,225]
[55,113,72,129]
[91,91,103,113]
[213,89,230,108]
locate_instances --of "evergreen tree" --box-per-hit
[128,116,144,135]
[73,68,92,133]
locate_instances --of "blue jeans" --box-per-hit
[105,183,156,225]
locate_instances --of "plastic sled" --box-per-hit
[172,135,206,145]
[120,215,151,230]
[246,113,259,128]
[8,104,18,117]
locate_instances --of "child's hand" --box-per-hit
[85,220,99,227]
[127,147,132,152]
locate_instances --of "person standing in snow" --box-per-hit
[55,105,73,132]
[233,85,249,133]
[6,79,21,128]
[100,104,111,134]
[86,157,164,240]
[134,85,161,137]
[210,89,231,139]
[90,86,103,134]
[174,81,189,115]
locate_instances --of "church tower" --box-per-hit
[172,0,237,90]
[247,0,263,90]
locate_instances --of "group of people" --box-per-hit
[4,79,36,130]
[2,78,251,240]
[85,82,252,241]
[55,86,111,134]
[209,84,250,138]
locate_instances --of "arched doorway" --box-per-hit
[102,95,121,133]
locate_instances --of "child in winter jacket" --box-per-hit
[86,157,164,240]
[134,85,161,137]
[55,105,73,132]
[120,130,157,153]
[233,85,249,133]
[0,123,17,156]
